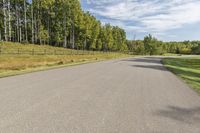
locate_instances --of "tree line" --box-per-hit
[127,34,200,55]
[0,0,199,54]
[0,0,127,51]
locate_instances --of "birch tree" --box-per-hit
[0,0,128,52]
[24,0,27,42]
[3,0,7,41]
[8,0,11,41]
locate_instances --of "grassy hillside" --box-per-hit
[0,42,130,78]
[0,41,97,55]
[163,57,200,93]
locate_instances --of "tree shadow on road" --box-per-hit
[154,106,200,124]
[122,57,162,64]
[132,62,200,81]
[131,64,169,72]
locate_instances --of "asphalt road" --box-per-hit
[0,57,200,133]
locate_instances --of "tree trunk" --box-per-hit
[15,2,19,42]
[0,30,2,41]
[19,25,22,42]
[37,1,40,44]
[3,0,7,41]
[72,20,75,49]
[31,3,34,44]
[62,0,67,48]
[19,13,22,43]
[47,6,52,46]
[84,37,87,50]
[8,0,11,41]
[34,12,37,43]
[24,0,28,42]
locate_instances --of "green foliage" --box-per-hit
[143,34,164,55]
[1,0,199,54]
[192,44,200,55]
[39,25,49,44]
[127,34,200,55]
[0,0,127,51]
[179,48,192,55]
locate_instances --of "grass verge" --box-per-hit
[0,42,130,78]
[162,57,200,94]
[0,54,130,78]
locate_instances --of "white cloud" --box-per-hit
[83,0,200,38]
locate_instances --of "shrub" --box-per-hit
[192,45,200,55]
[179,48,192,54]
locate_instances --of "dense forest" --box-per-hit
[0,0,199,54]
[0,0,127,51]
[127,35,200,55]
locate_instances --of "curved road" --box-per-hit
[0,57,200,133]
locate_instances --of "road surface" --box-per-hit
[0,57,200,133]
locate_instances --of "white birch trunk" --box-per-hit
[72,20,75,49]
[24,0,27,42]
[63,0,67,48]
[3,0,7,41]
[31,3,34,44]
[8,0,11,41]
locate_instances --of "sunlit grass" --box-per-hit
[163,57,200,93]
[0,42,130,77]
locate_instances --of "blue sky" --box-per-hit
[81,0,200,41]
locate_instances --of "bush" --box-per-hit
[179,48,192,55]
[151,47,165,55]
[192,45,200,55]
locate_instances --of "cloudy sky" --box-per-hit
[81,0,200,41]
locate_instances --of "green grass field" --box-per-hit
[163,57,200,93]
[0,42,130,78]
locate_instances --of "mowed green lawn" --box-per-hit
[0,42,130,78]
[163,57,200,93]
